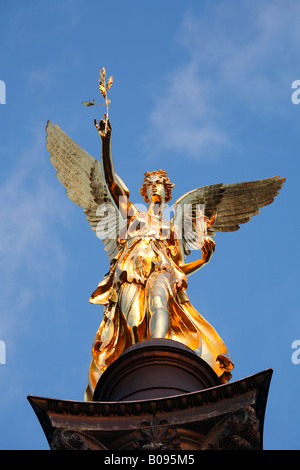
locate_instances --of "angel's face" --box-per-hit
[146,175,166,203]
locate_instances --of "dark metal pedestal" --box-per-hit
[94,339,221,401]
[28,339,272,450]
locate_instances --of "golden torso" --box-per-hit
[116,211,183,285]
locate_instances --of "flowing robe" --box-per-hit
[84,210,233,401]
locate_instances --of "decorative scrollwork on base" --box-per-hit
[51,428,107,450]
[133,415,181,450]
[201,406,260,450]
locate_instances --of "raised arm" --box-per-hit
[94,118,132,218]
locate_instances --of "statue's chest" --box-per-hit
[127,212,171,241]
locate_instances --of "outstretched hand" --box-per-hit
[205,212,217,229]
[94,118,112,139]
[201,236,216,263]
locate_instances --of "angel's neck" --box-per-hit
[147,201,165,217]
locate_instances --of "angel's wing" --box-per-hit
[46,121,125,260]
[172,176,286,257]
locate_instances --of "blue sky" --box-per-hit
[0,0,299,450]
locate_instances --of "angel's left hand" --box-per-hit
[205,212,217,229]
[201,237,216,263]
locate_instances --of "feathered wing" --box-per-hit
[172,176,286,257]
[46,121,125,260]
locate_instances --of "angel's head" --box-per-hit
[139,170,175,204]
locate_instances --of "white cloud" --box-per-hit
[143,0,300,159]
[144,61,229,158]
[0,129,69,341]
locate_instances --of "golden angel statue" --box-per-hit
[46,118,285,401]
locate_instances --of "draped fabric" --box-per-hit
[84,212,233,401]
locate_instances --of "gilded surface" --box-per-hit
[46,111,285,402]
